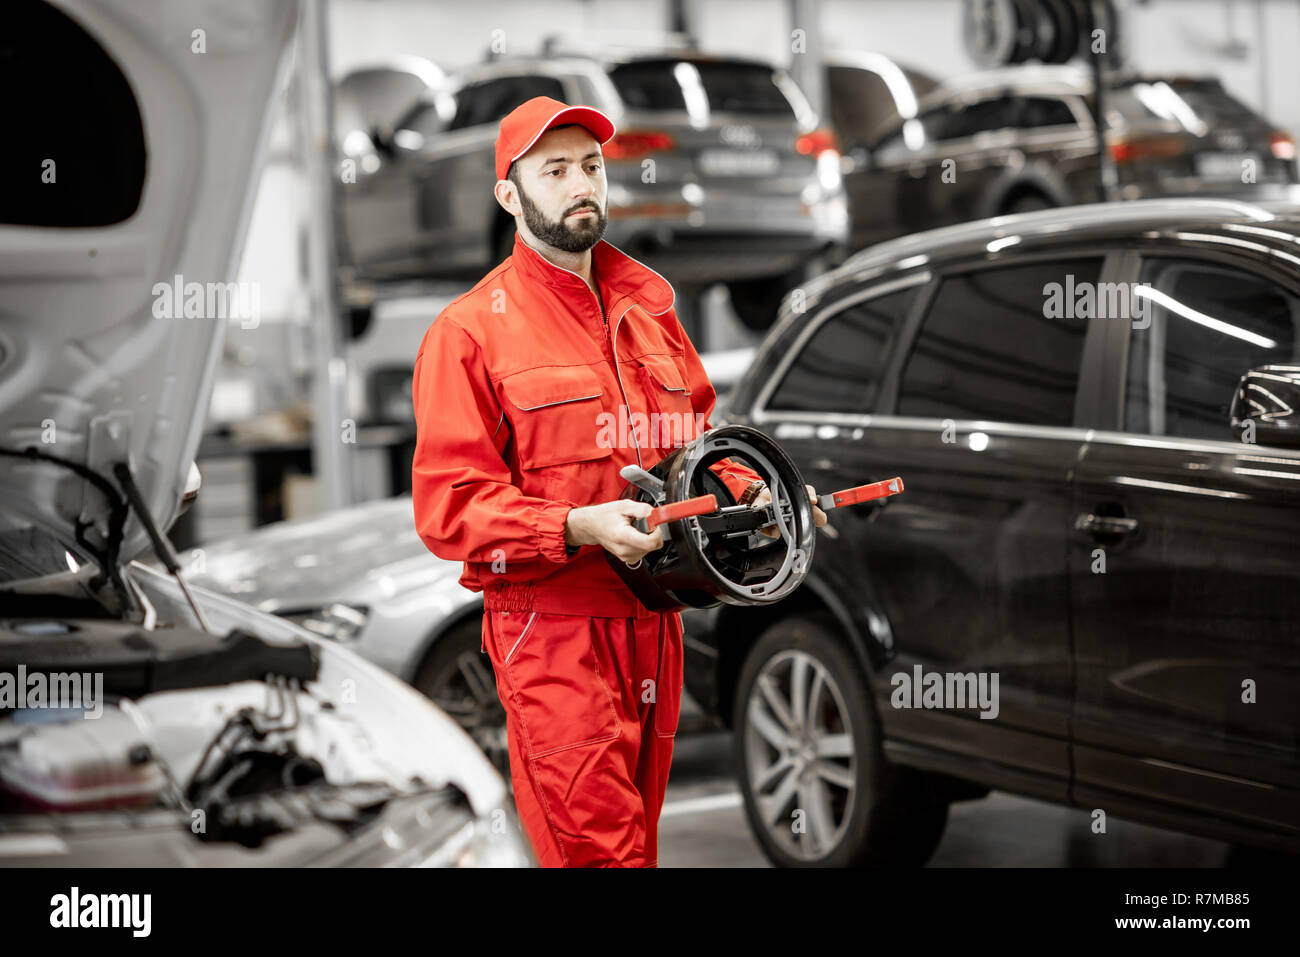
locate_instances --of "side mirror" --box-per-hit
[1230,365,1300,447]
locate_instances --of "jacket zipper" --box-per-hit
[538,254,644,471]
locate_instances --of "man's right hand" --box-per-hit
[565,500,665,564]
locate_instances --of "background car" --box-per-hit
[335,41,848,331]
[683,197,1300,866]
[844,64,1300,251]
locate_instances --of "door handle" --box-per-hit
[1074,512,1139,536]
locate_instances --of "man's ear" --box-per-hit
[494,179,521,217]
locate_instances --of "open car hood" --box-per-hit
[0,0,298,585]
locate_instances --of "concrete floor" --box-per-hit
[657,730,1275,868]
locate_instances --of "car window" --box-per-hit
[944,97,1021,139]
[1124,258,1300,442]
[873,103,951,150]
[828,66,902,147]
[608,59,795,116]
[1018,96,1077,129]
[767,289,915,414]
[897,258,1104,426]
[1107,80,1260,128]
[449,75,566,131]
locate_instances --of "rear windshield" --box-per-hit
[1106,81,1259,128]
[608,59,795,116]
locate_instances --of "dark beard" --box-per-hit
[517,182,607,253]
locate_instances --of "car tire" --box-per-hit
[412,618,510,783]
[733,614,948,867]
[726,267,806,332]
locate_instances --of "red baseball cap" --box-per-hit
[494,96,616,181]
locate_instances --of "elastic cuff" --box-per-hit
[537,499,581,565]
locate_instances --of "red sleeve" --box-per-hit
[676,327,765,503]
[411,317,578,565]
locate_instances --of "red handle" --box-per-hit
[643,494,717,531]
[821,477,904,509]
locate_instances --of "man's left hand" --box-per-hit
[751,484,828,539]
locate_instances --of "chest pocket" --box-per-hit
[499,365,613,470]
[635,353,700,447]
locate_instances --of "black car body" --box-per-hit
[683,198,1300,866]
[844,64,1300,252]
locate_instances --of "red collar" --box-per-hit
[510,232,675,319]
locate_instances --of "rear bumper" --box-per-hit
[606,229,841,282]
[605,180,848,282]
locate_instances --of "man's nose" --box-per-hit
[569,168,594,198]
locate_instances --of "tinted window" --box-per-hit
[1,0,146,226]
[768,289,914,413]
[450,75,566,131]
[1019,96,1077,129]
[944,97,1019,139]
[1125,259,1300,441]
[828,67,901,147]
[608,60,794,116]
[1105,81,1259,130]
[897,258,1104,425]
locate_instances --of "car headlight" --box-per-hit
[280,603,370,642]
[421,805,536,868]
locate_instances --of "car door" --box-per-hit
[1069,250,1300,841]
[757,252,1111,799]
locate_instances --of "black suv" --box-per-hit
[683,198,1300,867]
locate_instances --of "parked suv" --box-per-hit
[335,48,848,329]
[844,64,1300,251]
[683,198,1300,866]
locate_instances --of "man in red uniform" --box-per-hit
[411,96,825,867]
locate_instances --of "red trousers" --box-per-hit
[480,607,682,867]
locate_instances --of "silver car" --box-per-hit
[0,0,528,867]
[336,45,849,329]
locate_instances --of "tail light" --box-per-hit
[1108,136,1186,164]
[1270,131,1296,161]
[795,128,840,157]
[603,130,675,160]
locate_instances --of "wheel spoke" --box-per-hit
[801,776,836,854]
[805,667,826,729]
[754,753,796,792]
[789,655,809,730]
[758,765,800,829]
[748,697,794,752]
[457,654,497,704]
[813,759,855,790]
[815,732,853,759]
[437,697,477,718]
[756,673,796,734]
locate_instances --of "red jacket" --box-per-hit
[411,233,763,617]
